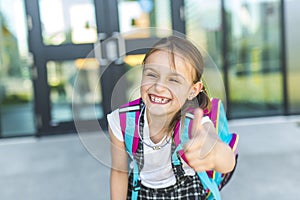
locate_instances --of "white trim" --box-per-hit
[119,105,140,113]
[185,112,194,119]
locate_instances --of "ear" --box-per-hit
[188,81,203,100]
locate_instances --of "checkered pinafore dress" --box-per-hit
[126,106,206,200]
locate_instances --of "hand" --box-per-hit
[183,108,219,172]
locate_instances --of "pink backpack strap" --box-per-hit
[204,98,220,128]
[119,98,142,155]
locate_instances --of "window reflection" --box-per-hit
[123,54,144,101]
[185,0,225,100]
[225,0,283,117]
[118,0,172,38]
[0,0,35,136]
[39,0,97,45]
[185,0,222,63]
[47,59,102,124]
[286,0,300,114]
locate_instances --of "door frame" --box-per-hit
[25,0,185,135]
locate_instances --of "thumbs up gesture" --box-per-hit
[183,108,235,173]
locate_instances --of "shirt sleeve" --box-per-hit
[107,109,124,142]
[201,116,213,125]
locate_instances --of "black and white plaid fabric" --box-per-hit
[134,138,144,171]
[127,173,206,200]
[129,141,207,199]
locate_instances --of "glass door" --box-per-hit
[93,0,184,115]
[111,0,182,105]
[224,0,284,118]
[286,0,300,114]
[25,0,104,134]
[23,0,183,135]
[184,0,225,102]
[0,0,36,137]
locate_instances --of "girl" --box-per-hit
[107,36,236,199]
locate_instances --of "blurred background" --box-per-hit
[0,0,299,199]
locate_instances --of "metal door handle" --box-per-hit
[94,32,125,66]
[112,32,125,65]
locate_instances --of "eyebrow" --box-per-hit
[143,67,157,74]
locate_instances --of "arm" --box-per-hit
[109,126,129,200]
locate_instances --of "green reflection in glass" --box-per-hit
[286,0,300,114]
[47,59,103,124]
[185,0,225,100]
[0,0,35,137]
[225,0,283,117]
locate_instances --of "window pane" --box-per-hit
[286,0,300,114]
[47,59,103,124]
[0,0,35,137]
[123,54,144,101]
[185,0,222,66]
[118,0,172,38]
[185,0,225,101]
[39,0,97,45]
[225,0,283,117]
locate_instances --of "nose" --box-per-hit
[153,78,167,92]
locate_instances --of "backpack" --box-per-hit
[118,98,239,200]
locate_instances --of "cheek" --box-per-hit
[171,86,190,103]
[140,80,151,95]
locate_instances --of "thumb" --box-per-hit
[191,108,204,138]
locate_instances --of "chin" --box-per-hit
[148,103,181,118]
[148,105,168,115]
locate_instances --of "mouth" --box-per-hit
[149,94,171,104]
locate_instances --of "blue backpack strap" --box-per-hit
[206,99,238,154]
[131,160,140,199]
[172,115,193,164]
[205,98,239,199]
[119,98,142,199]
[172,118,190,177]
[216,99,239,155]
[206,99,239,193]
[119,98,142,156]
[197,172,221,200]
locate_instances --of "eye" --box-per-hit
[146,72,157,78]
[169,78,180,83]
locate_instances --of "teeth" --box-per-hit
[151,95,155,102]
[150,95,169,104]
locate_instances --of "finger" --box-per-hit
[191,108,204,138]
[183,133,205,153]
[198,123,219,158]
[184,123,212,153]
[187,157,214,172]
[183,137,197,152]
[184,148,214,171]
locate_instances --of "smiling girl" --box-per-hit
[107,36,236,199]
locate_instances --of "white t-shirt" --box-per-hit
[107,108,212,189]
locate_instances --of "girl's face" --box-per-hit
[141,50,202,118]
